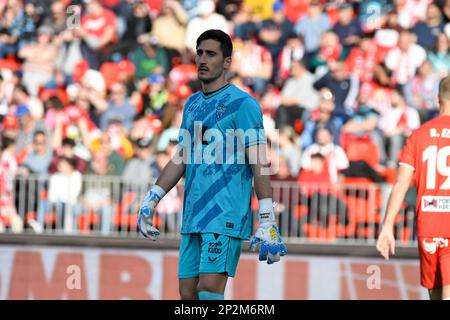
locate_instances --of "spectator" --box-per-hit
[346,33,383,84]
[14,103,49,158]
[12,83,45,120]
[332,3,362,51]
[43,95,66,131]
[410,2,445,51]
[19,130,52,177]
[0,0,36,58]
[300,88,343,149]
[89,132,125,175]
[77,0,117,69]
[231,33,273,96]
[41,0,68,37]
[378,89,421,167]
[269,126,302,177]
[276,59,319,129]
[0,135,23,233]
[51,104,92,162]
[146,74,169,115]
[129,35,169,79]
[152,0,188,54]
[118,0,152,56]
[403,60,440,123]
[277,34,305,82]
[294,0,331,66]
[100,82,136,131]
[257,1,294,80]
[55,29,84,80]
[309,31,347,71]
[184,0,228,53]
[105,120,134,160]
[428,32,450,78]
[81,150,116,234]
[18,25,58,97]
[122,137,157,186]
[313,60,359,120]
[384,29,427,86]
[396,0,432,30]
[49,137,88,174]
[297,152,330,184]
[232,3,255,41]
[300,126,349,184]
[341,88,381,140]
[48,156,82,233]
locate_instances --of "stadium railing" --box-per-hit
[1,175,417,247]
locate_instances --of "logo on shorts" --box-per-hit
[208,241,222,254]
[208,257,218,263]
[422,238,449,255]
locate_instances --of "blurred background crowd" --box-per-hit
[0,0,448,235]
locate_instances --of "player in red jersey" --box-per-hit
[377,76,450,300]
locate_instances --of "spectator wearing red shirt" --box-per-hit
[231,33,273,96]
[77,0,118,69]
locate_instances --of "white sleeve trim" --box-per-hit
[399,162,415,171]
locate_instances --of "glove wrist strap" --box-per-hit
[151,185,166,199]
[258,198,275,224]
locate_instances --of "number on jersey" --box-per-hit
[422,145,450,189]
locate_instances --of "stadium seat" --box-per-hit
[341,134,380,168]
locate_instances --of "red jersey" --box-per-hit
[399,115,450,237]
[81,8,117,45]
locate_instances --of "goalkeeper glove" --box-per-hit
[249,198,287,264]
[138,185,166,240]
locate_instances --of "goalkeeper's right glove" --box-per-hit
[138,185,166,240]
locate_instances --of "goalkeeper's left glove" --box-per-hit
[138,185,166,240]
[249,198,287,264]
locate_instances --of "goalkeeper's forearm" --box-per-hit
[247,144,272,199]
[153,156,186,194]
[247,144,274,222]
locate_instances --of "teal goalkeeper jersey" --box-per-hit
[177,83,266,240]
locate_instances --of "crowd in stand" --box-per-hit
[0,0,449,234]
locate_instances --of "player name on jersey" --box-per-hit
[430,128,450,138]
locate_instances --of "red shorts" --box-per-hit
[418,237,450,289]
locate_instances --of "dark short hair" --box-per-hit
[45,96,64,110]
[0,135,15,151]
[311,152,324,160]
[59,156,76,169]
[62,138,76,147]
[196,29,233,58]
[34,130,47,138]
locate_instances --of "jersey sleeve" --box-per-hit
[398,131,417,171]
[234,97,266,148]
[177,99,191,150]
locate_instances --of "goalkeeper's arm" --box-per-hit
[138,147,186,239]
[247,144,287,263]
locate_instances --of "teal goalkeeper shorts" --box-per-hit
[178,233,243,279]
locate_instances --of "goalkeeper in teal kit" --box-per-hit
[138,29,286,300]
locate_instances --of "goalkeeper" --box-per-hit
[138,29,286,300]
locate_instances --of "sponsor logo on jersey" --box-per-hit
[421,196,450,212]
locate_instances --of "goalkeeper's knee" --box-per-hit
[198,291,224,300]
